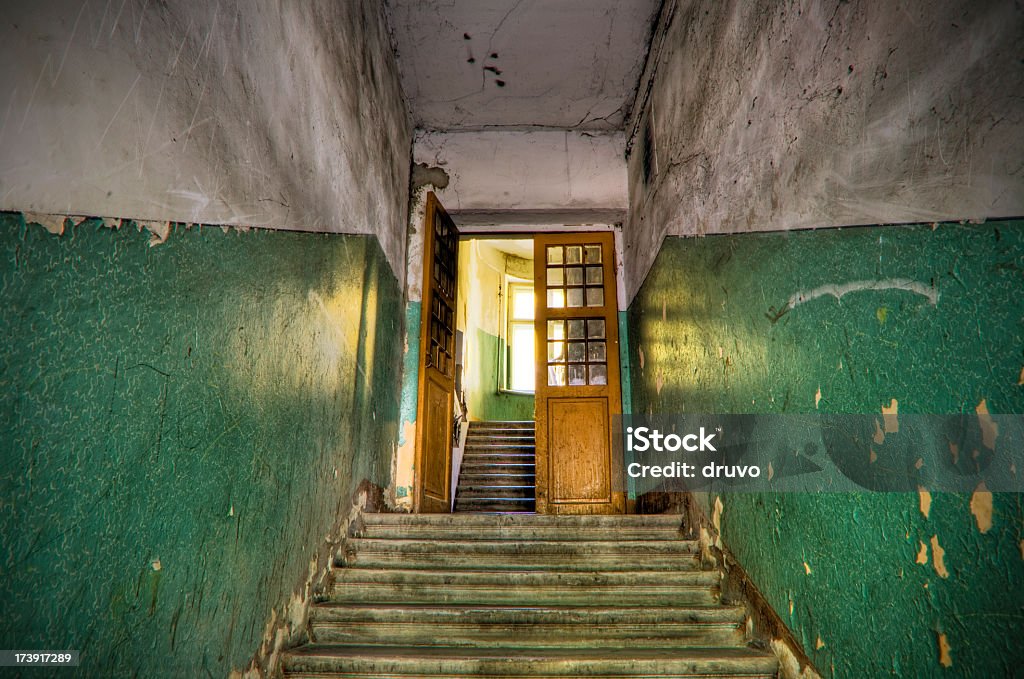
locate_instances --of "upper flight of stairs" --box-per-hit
[454,421,536,513]
[281,513,779,678]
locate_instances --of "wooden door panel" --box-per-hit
[548,397,610,503]
[421,372,453,504]
[534,233,623,515]
[414,192,459,513]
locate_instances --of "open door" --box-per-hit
[533,233,624,514]
[414,192,460,513]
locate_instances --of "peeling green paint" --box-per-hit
[629,220,1024,677]
[398,301,422,445]
[618,310,636,500]
[0,213,402,677]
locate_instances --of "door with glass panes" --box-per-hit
[533,232,624,514]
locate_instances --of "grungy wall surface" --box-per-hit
[624,0,1024,300]
[415,130,628,216]
[0,214,403,677]
[629,220,1024,677]
[0,0,412,282]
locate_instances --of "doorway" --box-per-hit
[412,195,624,514]
[455,236,537,423]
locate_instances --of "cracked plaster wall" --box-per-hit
[0,0,412,284]
[624,0,1024,301]
[0,214,404,677]
[629,219,1024,677]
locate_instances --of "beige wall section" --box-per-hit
[0,0,412,283]
[624,0,1024,301]
[415,130,628,214]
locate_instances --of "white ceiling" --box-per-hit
[386,0,661,131]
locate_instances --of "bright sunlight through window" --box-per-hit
[507,282,535,392]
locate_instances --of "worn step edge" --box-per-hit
[309,604,745,625]
[281,645,779,677]
[359,513,684,526]
[331,568,719,587]
[345,539,698,554]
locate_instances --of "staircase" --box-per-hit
[454,421,536,513]
[281,513,779,678]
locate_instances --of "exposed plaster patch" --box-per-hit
[916,541,928,565]
[767,461,775,480]
[101,217,122,229]
[815,636,825,650]
[802,561,812,575]
[930,535,949,578]
[881,399,899,433]
[24,211,66,235]
[711,495,724,537]
[137,220,170,246]
[767,279,937,323]
[937,632,953,668]
[410,162,450,192]
[918,487,932,519]
[770,637,822,679]
[151,558,162,571]
[814,387,821,409]
[975,399,999,450]
[969,482,993,534]
[872,419,886,445]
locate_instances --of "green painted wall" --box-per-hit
[629,220,1024,677]
[467,328,534,422]
[0,214,402,677]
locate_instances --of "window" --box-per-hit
[506,281,535,392]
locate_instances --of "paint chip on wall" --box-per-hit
[815,636,825,650]
[1018,366,1024,386]
[882,398,899,433]
[975,399,999,450]
[25,212,66,235]
[869,448,877,463]
[937,632,953,668]
[915,541,928,565]
[803,561,812,575]
[969,482,993,534]
[918,487,931,519]
[815,387,822,409]
[930,535,949,578]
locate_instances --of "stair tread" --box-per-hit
[283,644,779,675]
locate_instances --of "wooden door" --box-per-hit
[414,192,459,513]
[533,233,624,514]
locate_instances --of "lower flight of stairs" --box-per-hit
[280,513,779,678]
[454,421,536,513]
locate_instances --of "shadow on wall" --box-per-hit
[629,220,1024,678]
[0,214,403,677]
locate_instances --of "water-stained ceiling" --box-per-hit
[386,0,662,131]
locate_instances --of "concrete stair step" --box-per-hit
[329,568,719,605]
[356,513,685,540]
[281,645,779,678]
[465,435,536,443]
[456,487,535,500]
[457,472,537,484]
[453,501,537,513]
[341,539,699,570]
[464,451,533,458]
[309,605,744,647]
